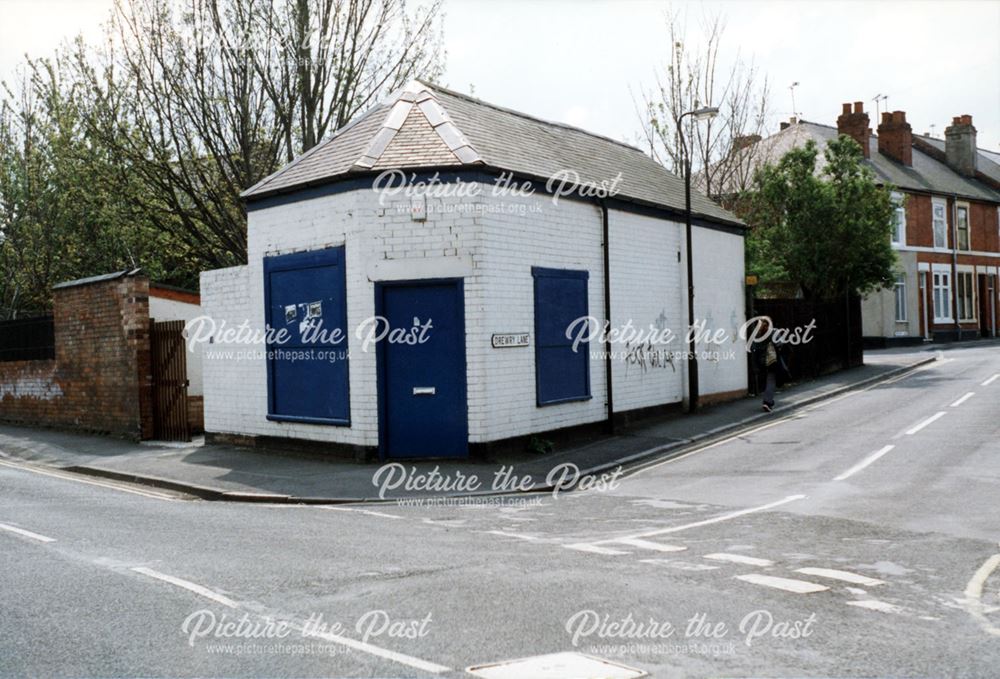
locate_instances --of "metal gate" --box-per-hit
[151,320,190,441]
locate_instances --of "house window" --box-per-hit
[532,267,591,406]
[894,273,907,322]
[932,199,948,249]
[957,271,976,321]
[932,269,952,322]
[957,205,971,251]
[890,192,906,245]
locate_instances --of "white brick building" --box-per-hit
[200,81,747,459]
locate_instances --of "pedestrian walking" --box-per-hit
[750,317,779,412]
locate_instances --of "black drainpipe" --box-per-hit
[601,200,615,434]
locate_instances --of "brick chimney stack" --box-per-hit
[837,102,871,159]
[945,114,978,177]
[877,110,913,166]
[733,134,762,152]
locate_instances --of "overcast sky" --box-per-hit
[2,0,998,149]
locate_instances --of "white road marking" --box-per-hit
[950,392,975,407]
[961,550,1000,637]
[704,552,774,567]
[0,521,56,543]
[564,543,630,555]
[982,374,999,387]
[833,445,896,481]
[304,627,451,674]
[734,573,828,593]
[795,567,885,586]
[904,411,947,436]
[324,507,404,520]
[846,599,903,614]
[593,495,805,544]
[133,567,452,674]
[486,531,542,542]
[0,458,179,500]
[130,567,238,608]
[628,359,943,480]
[612,537,686,552]
[467,651,643,679]
[639,558,720,571]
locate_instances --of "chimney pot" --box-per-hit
[877,108,912,166]
[945,114,978,176]
[837,100,871,159]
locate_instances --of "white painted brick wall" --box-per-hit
[692,227,749,395]
[608,210,685,411]
[471,191,607,441]
[200,180,746,447]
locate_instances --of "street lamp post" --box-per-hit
[676,105,719,413]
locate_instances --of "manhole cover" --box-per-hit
[467,651,647,678]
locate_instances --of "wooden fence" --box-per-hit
[750,295,863,388]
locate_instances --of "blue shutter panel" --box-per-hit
[264,247,350,424]
[532,267,591,406]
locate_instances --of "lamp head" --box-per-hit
[690,106,719,121]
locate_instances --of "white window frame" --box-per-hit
[932,264,953,323]
[932,197,948,250]
[894,273,907,322]
[956,268,977,322]
[956,202,971,252]
[890,192,906,246]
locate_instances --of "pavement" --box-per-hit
[0,344,950,503]
[1,341,998,678]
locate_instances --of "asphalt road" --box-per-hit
[1,344,998,678]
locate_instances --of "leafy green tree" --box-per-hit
[0,56,199,317]
[738,136,897,301]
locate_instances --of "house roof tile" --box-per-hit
[242,81,740,226]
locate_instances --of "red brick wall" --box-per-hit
[904,194,933,247]
[905,193,1000,252]
[0,274,154,439]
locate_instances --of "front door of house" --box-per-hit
[980,274,996,338]
[376,280,468,459]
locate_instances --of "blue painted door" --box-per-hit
[377,280,467,459]
[264,248,350,424]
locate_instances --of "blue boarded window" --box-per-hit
[532,267,591,406]
[264,247,350,425]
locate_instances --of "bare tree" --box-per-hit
[637,9,771,199]
[74,0,443,268]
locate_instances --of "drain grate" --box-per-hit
[467,651,647,678]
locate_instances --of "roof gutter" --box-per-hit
[242,165,746,231]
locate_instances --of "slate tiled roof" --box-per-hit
[912,134,1000,188]
[242,80,740,226]
[738,120,1000,204]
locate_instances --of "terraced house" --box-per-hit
[745,103,1000,345]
